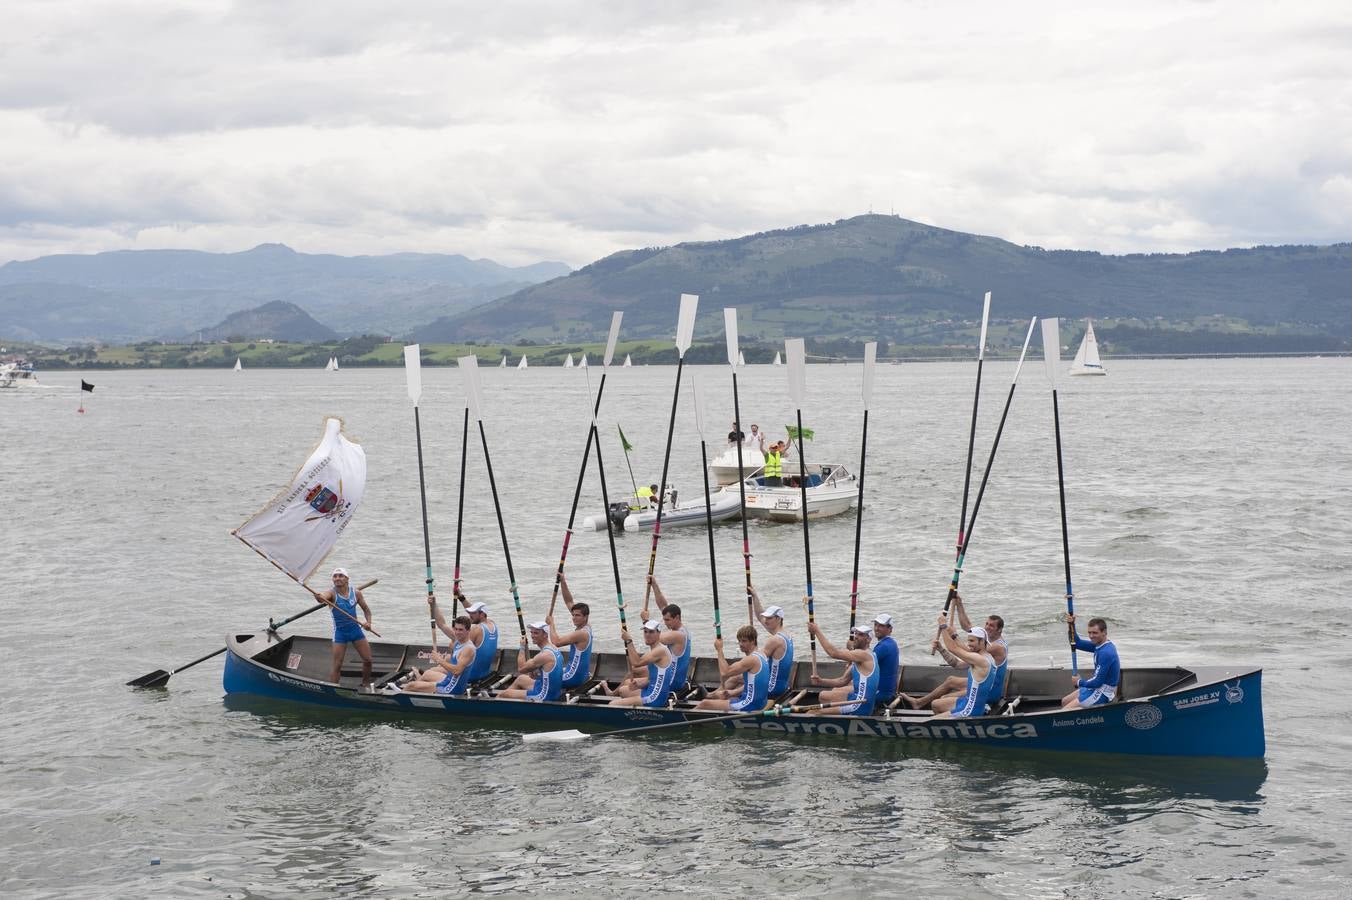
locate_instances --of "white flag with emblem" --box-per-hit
[233,417,367,585]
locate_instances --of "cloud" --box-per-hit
[1,0,1349,265]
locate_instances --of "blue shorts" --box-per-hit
[333,627,365,645]
[640,687,671,708]
[1078,684,1117,706]
[434,673,467,696]
[730,696,766,713]
[836,699,871,716]
[526,681,561,703]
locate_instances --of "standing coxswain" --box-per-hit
[313,567,374,691]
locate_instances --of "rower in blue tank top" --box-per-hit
[461,598,498,682]
[548,576,594,689]
[807,623,879,716]
[646,578,692,692]
[500,623,563,702]
[696,626,772,713]
[315,567,375,691]
[400,614,477,696]
[751,587,796,697]
[604,619,676,709]
[933,618,996,719]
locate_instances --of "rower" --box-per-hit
[750,586,795,698]
[645,576,691,694]
[401,616,476,695]
[904,594,1006,712]
[695,625,771,712]
[603,620,676,708]
[871,613,900,710]
[547,573,593,690]
[499,622,563,702]
[1061,614,1120,709]
[932,616,996,719]
[460,597,499,683]
[806,623,878,716]
[315,567,374,692]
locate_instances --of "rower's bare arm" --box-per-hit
[450,646,474,675]
[559,574,574,610]
[952,593,972,631]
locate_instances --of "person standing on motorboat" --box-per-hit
[546,573,593,691]
[644,576,692,694]
[763,441,786,487]
[806,623,878,716]
[750,585,795,698]
[744,424,766,454]
[1061,614,1120,709]
[727,421,745,447]
[314,567,375,691]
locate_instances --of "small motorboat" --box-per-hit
[741,463,859,522]
[709,445,767,485]
[0,360,39,389]
[580,487,742,532]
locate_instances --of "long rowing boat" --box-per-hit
[223,631,1265,758]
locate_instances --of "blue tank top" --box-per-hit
[768,631,795,696]
[989,637,1009,699]
[331,586,360,633]
[733,653,772,711]
[952,653,997,717]
[467,620,498,681]
[525,646,564,702]
[847,653,880,705]
[435,640,474,695]
[640,652,677,708]
[670,626,692,689]
[561,625,593,688]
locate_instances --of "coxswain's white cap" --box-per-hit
[852,625,871,635]
[528,621,548,632]
[642,619,662,631]
[874,613,893,626]
[763,605,785,619]
[464,601,487,613]
[969,627,988,642]
[331,567,349,577]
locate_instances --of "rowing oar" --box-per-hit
[784,337,817,677]
[452,405,468,618]
[522,700,842,742]
[127,579,378,688]
[459,354,527,640]
[724,307,755,626]
[592,419,628,634]
[933,291,992,654]
[847,342,877,636]
[941,317,1038,610]
[642,293,699,607]
[691,373,722,641]
[549,312,623,619]
[404,345,438,649]
[1040,317,1078,677]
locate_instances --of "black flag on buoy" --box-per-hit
[81,380,95,393]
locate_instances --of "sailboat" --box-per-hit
[623,354,633,367]
[234,357,243,372]
[499,355,508,368]
[517,355,528,370]
[1069,320,1107,376]
[738,351,746,366]
[772,351,782,366]
[564,354,574,368]
[324,357,338,372]
[579,353,588,369]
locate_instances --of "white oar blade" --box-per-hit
[723,307,740,367]
[458,354,485,421]
[691,371,710,437]
[1040,318,1061,388]
[977,291,992,361]
[785,338,807,406]
[676,293,699,355]
[523,729,589,743]
[861,341,877,407]
[603,311,623,367]
[1012,316,1038,382]
[403,344,422,404]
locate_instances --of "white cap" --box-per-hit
[852,625,871,635]
[331,567,349,577]
[464,601,487,614]
[762,605,785,619]
[528,621,548,632]
[969,627,988,642]
[642,619,662,631]
[874,613,893,627]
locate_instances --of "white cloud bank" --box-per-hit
[1,0,1349,265]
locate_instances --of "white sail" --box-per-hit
[234,357,243,372]
[738,350,746,366]
[1069,319,1107,376]
[332,357,339,371]
[623,354,633,367]
[517,355,528,369]
[564,354,574,368]
[499,355,507,368]
[579,353,588,368]
[772,351,782,366]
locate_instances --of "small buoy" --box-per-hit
[150,858,161,865]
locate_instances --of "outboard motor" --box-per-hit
[607,501,631,531]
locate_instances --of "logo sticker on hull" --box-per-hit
[1125,704,1163,730]
[1225,681,1244,704]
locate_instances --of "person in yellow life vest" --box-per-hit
[764,441,784,487]
[635,483,658,509]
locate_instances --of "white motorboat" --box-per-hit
[1069,320,1107,376]
[0,360,39,388]
[741,463,859,522]
[580,487,742,532]
[708,445,767,486]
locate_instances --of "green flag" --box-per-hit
[618,425,634,453]
[785,424,814,441]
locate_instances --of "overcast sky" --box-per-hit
[2,1,1350,267]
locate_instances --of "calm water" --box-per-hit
[3,358,1350,898]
